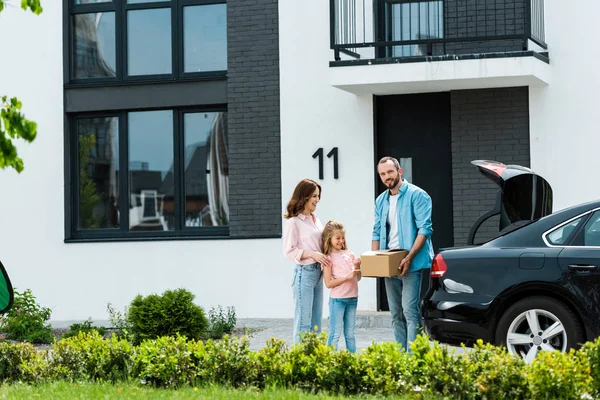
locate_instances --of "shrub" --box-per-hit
[526,348,592,400]
[51,330,133,382]
[206,306,236,339]
[61,318,108,340]
[0,341,49,383]
[201,335,258,388]
[127,288,208,345]
[360,341,416,396]
[0,288,53,343]
[468,340,530,400]
[581,337,600,398]
[131,334,197,388]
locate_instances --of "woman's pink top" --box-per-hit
[329,250,359,298]
[283,213,324,265]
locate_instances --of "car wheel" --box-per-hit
[495,296,584,363]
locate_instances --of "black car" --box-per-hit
[422,160,600,363]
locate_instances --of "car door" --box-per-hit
[553,209,600,327]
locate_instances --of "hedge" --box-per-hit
[0,330,598,399]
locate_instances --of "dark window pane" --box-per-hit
[128,0,167,3]
[547,218,583,245]
[73,12,116,79]
[128,111,174,231]
[184,112,228,227]
[127,8,172,76]
[184,4,227,73]
[75,0,111,4]
[77,117,120,230]
[389,1,443,57]
[584,212,600,246]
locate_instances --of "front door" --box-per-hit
[375,92,454,310]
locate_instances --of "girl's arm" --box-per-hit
[323,265,356,289]
[353,256,362,282]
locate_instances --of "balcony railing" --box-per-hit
[330,0,547,62]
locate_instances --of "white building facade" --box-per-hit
[0,0,597,322]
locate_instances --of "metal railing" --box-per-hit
[330,0,547,62]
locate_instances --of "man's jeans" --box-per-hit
[292,263,323,343]
[384,270,422,352]
[327,297,358,353]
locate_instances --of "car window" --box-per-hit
[547,217,584,245]
[584,211,600,247]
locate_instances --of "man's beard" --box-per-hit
[385,176,400,189]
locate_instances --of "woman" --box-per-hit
[283,179,331,343]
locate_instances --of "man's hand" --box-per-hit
[398,256,412,276]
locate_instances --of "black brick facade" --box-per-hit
[227,0,282,237]
[451,87,530,245]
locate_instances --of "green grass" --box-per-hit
[0,382,431,399]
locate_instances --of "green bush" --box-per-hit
[61,318,108,340]
[468,340,530,400]
[0,288,53,343]
[127,288,208,345]
[0,341,49,383]
[206,306,236,339]
[131,334,197,388]
[360,341,416,396]
[51,331,133,382]
[581,337,600,398]
[526,348,592,400]
[201,335,258,388]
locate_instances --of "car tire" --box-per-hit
[495,296,584,362]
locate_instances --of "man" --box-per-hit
[372,156,434,352]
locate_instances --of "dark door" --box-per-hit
[375,93,454,311]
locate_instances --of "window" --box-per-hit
[69,0,227,82]
[584,211,600,246]
[72,109,228,239]
[386,0,444,57]
[546,217,583,246]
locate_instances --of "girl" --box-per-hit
[322,220,361,353]
[283,179,332,343]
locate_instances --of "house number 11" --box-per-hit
[312,147,339,180]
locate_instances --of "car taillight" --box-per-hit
[431,254,448,278]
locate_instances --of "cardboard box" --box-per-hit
[359,249,409,277]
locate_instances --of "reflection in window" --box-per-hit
[128,111,174,231]
[184,4,227,73]
[73,12,116,79]
[584,212,600,246]
[184,112,228,227]
[388,1,444,57]
[547,218,583,245]
[75,0,111,4]
[128,0,167,3]
[77,117,119,229]
[127,8,172,76]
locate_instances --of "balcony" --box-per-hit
[329,0,550,95]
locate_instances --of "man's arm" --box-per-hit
[399,191,433,275]
[372,198,382,251]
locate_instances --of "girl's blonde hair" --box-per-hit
[322,220,347,255]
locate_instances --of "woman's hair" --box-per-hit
[284,179,322,219]
[322,220,346,255]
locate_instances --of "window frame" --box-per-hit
[66,106,229,242]
[67,0,227,86]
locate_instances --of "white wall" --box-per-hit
[0,1,381,323]
[279,0,378,314]
[0,3,289,322]
[529,1,600,211]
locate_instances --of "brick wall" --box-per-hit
[451,87,530,245]
[445,0,526,55]
[227,0,282,237]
